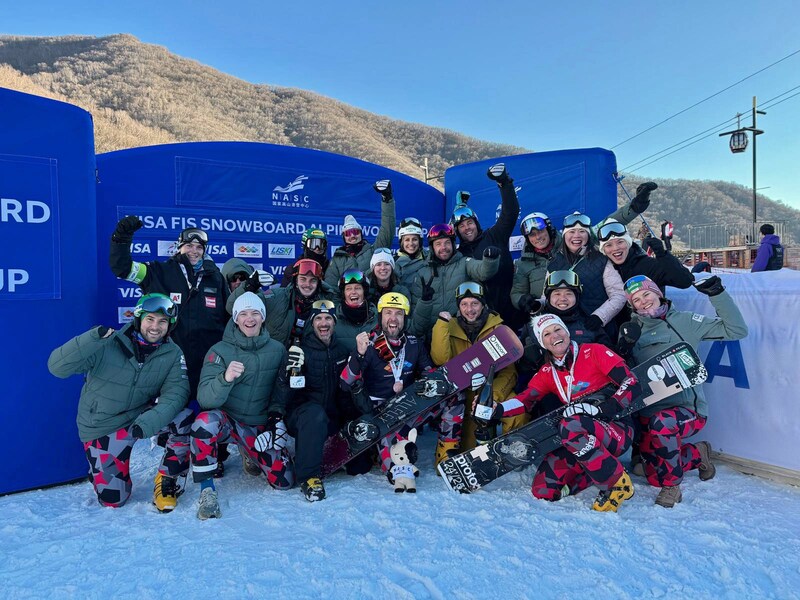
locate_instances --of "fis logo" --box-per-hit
[268,244,295,259]
[234,243,263,258]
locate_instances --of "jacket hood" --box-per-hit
[762,234,781,246]
[221,258,254,280]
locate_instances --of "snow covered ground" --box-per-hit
[3,435,800,600]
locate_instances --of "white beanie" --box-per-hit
[370,248,395,270]
[598,218,633,253]
[343,215,362,231]
[531,313,568,347]
[232,291,266,322]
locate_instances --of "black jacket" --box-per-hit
[110,241,229,397]
[456,181,520,325]
[612,243,694,295]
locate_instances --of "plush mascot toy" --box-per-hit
[388,428,420,493]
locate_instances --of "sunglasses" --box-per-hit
[343,228,362,238]
[135,294,178,321]
[598,221,628,242]
[456,281,484,299]
[563,213,592,229]
[545,270,580,289]
[177,228,208,245]
[341,269,366,284]
[429,223,454,237]
[520,216,548,235]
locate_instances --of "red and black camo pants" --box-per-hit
[639,407,706,488]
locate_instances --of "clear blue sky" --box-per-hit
[4,0,800,210]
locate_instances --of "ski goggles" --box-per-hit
[341,269,367,285]
[455,281,485,301]
[545,270,580,289]
[520,215,549,234]
[134,294,178,321]
[294,259,323,279]
[399,217,422,230]
[428,223,455,239]
[563,213,592,229]
[305,238,326,251]
[177,227,208,246]
[597,221,629,242]
[452,205,477,225]
[343,228,362,238]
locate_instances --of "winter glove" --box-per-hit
[112,215,143,244]
[617,322,642,356]
[373,179,393,202]
[693,275,725,297]
[130,424,145,440]
[585,314,604,331]
[518,294,543,314]
[420,274,435,302]
[245,270,262,292]
[486,162,512,185]
[630,182,658,214]
[642,236,666,257]
[456,190,471,204]
[96,325,111,338]
[257,270,274,287]
[287,345,305,372]
[254,413,288,452]
[483,246,500,260]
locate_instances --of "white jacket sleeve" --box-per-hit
[592,261,627,325]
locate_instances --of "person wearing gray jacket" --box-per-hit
[623,274,748,508]
[324,180,396,288]
[47,294,192,512]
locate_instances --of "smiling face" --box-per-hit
[381,307,405,340]
[344,228,363,245]
[372,261,393,284]
[630,289,661,315]
[603,237,630,265]
[179,241,205,265]
[457,218,479,242]
[236,308,263,338]
[540,323,570,357]
[432,238,454,262]
[527,228,551,250]
[401,235,420,255]
[295,273,319,298]
[563,228,589,253]
[549,288,577,311]
[313,314,335,344]
[458,297,484,323]
[343,283,365,307]
[139,313,170,343]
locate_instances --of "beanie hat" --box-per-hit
[232,291,266,322]
[598,218,633,253]
[370,248,396,270]
[623,275,664,304]
[343,215,362,231]
[531,313,568,347]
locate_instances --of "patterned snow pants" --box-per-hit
[638,407,707,488]
[532,414,633,501]
[376,395,464,473]
[83,408,195,508]
[191,409,294,489]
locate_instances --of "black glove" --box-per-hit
[254,413,286,452]
[693,275,725,297]
[483,246,500,260]
[563,391,617,420]
[642,236,666,257]
[245,270,262,293]
[373,179,393,202]
[630,182,658,214]
[474,401,504,424]
[112,215,143,244]
[96,325,111,338]
[518,294,543,314]
[130,424,145,440]
[420,274,435,302]
[617,322,642,356]
[486,163,511,185]
[585,314,603,331]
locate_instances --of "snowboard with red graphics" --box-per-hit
[438,342,707,493]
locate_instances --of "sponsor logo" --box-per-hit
[509,235,525,252]
[206,244,228,256]
[272,175,310,209]
[170,293,182,305]
[234,243,263,258]
[452,454,480,489]
[130,243,151,254]
[119,287,143,299]
[158,240,179,257]
[273,175,308,193]
[118,306,135,323]
[647,364,667,381]
[574,434,597,457]
[268,243,296,259]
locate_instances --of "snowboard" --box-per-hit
[437,342,708,493]
[321,325,524,478]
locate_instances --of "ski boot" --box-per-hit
[300,477,326,502]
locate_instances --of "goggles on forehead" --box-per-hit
[429,223,455,238]
[456,281,484,300]
[177,228,208,246]
[341,269,366,284]
[452,205,476,225]
[312,299,335,311]
[563,213,592,229]
[399,217,422,229]
[545,270,580,289]
[134,294,178,322]
[597,221,629,242]
[294,259,323,279]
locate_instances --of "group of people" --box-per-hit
[48,162,748,518]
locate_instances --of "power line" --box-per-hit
[610,48,800,150]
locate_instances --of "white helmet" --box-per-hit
[398,217,423,239]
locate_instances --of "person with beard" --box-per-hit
[48,294,193,512]
[598,219,693,298]
[480,313,640,513]
[334,269,379,354]
[622,275,747,508]
[394,217,428,289]
[260,299,351,502]
[366,248,411,308]
[430,282,519,454]
[451,163,519,326]
[410,223,499,337]
[340,293,452,484]
[226,258,337,349]
[511,182,658,315]
[280,228,330,287]
[109,218,229,408]
[324,180,396,287]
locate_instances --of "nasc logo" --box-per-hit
[234,242,263,258]
[272,175,310,210]
[268,244,296,259]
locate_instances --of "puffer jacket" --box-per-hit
[48,324,189,442]
[395,248,429,289]
[198,320,287,426]
[334,302,379,354]
[630,291,748,418]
